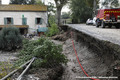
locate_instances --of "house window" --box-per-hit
[22,18,27,25]
[4,17,13,25]
[35,18,42,24]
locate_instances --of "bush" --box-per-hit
[0,27,23,50]
[16,37,67,68]
[45,15,59,37]
[46,23,59,37]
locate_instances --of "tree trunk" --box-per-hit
[57,7,62,27]
[93,0,96,17]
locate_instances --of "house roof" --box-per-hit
[0,5,47,12]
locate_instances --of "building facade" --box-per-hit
[0,5,48,34]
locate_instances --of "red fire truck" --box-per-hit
[96,8,120,28]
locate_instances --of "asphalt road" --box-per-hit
[68,24,120,46]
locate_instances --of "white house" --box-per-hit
[0,4,48,34]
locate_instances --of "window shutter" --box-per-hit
[25,18,27,25]
[35,18,37,24]
[22,18,27,25]
[40,18,42,24]
[11,18,14,24]
[4,18,7,25]
[22,18,24,25]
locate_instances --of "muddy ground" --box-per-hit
[0,34,119,80]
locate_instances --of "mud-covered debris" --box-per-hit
[52,32,69,41]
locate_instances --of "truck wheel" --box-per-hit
[115,24,120,29]
[96,19,99,27]
[101,20,105,28]
[96,22,99,27]
[108,24,112,28]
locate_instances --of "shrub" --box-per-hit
[45,15,59,37]
[0,27,23,50]
[16,37,67,68]
[46,23,59,37]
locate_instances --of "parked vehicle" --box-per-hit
[86,18,93,25]
[96,8,120,28]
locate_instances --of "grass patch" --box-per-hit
[0,61,13,79]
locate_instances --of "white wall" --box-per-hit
[0,11,48,33]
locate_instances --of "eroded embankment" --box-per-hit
[61,25,120,79]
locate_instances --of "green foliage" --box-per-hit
[48,2,56,14]
[46,24,59,37]
[84,0,99,8]
[62,12,70,19]
[45,16,59,37]
[16,37,67,68]
[70,0,93,23]
[10,0,44,5]
[48,15,56,26]
[35,0,44,5]
[10,0,36,4]
[0,27,23,50]
[102,0,119,8]
[0,61,13,80]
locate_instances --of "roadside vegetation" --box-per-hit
[70,0,95,23]
[0,62,13,80]
[15,37,67,68]
[0,26,22,79]
[0,27,67,79]
[45,15,60,37]
[0,26,23,51]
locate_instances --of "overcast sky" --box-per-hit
[1,0,70,12]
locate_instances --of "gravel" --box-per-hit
[0,51,18,62]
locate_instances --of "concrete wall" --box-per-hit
[0,11,48,33]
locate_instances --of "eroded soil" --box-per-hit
[0,36,116,80]
[61,39,111,80]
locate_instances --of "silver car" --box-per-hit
[86,18,93,25]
